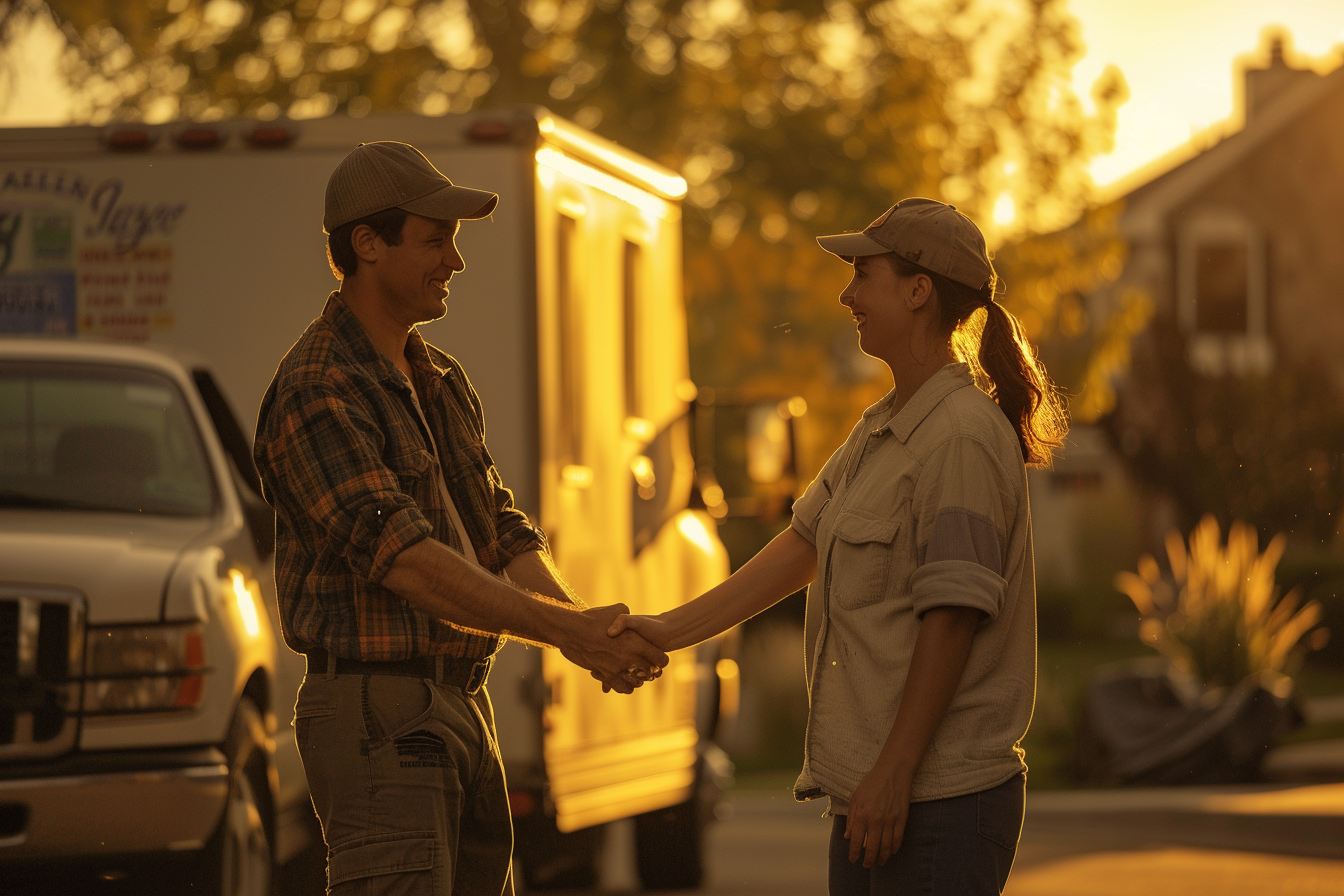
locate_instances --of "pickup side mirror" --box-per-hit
[192,369,275,561]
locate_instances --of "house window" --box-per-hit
[1177,213,1271,375]
[1195,242,1249,333]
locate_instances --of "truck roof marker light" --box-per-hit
[539,116,687,200]
[231,570,261,638]
[677,512,716,555]
[175,126,225,150]
[467,119,512,142]
[246,124,296,148]
[536,147,668,219]
[104,127,156,152]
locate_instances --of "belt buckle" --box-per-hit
[465,656,492,694]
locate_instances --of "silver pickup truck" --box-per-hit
[0,337,310,895]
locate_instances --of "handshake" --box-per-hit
[555,604,672,694]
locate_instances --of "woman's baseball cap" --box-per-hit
[323,141,499,234]
[817,197,995,290]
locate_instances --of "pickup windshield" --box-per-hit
[0,361,216,516]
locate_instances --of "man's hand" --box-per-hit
[844,762,914,869]
[558,604,669,694]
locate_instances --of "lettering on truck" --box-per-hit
[0,168,186,341]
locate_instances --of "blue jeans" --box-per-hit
[828,773,1024,896]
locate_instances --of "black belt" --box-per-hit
[304,648,492,695]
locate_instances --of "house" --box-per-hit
[1028,35,1344,602]
[1106,36,1344,385]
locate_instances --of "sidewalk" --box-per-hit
[1023,782,1344,862]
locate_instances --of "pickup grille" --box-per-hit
[0,589,85,760]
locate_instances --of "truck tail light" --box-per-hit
[84,623,211,714]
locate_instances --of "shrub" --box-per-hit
[1113,515,1329,689]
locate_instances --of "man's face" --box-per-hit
[375,213,464,326]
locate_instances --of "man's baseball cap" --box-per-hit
[816,198,994,290]
[323,141,498,234]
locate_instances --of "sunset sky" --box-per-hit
[1069,0,1344,191]
[2,1,1343,191]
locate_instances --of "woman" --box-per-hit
[609,197,1067,895]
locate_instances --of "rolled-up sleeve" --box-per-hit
[486,454,547,564]
[909,436,1013,620]
[259,377,432,584]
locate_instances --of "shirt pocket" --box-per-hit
[387,449,437,509]
[829,509,900,610]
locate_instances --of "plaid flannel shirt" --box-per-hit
[254,293,547,661]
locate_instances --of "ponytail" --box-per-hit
[888,255,1068,467]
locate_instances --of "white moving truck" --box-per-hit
[0,108,735,892]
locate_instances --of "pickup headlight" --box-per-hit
[84,624,209,714]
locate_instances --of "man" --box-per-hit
[253,141,667,896]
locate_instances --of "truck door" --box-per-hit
[533,137,726,833]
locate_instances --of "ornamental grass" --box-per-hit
[1113,515,1329,690]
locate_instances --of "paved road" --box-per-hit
[580,783,1344,895]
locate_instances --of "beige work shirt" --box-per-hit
[790,363,1036,807]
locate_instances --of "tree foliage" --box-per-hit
[1110,319,1344,544]
[2,0,1124,473]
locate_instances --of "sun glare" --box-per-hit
[992,194,1017,227]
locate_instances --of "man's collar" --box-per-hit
[323,293,449,388]
[867,362,975,443]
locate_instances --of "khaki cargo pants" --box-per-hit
[294,669,513,896]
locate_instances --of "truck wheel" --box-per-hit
[512,802,603,891]
[196,696,275,896]
[634,793,703,891]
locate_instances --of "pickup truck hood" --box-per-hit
[0,510,214,624]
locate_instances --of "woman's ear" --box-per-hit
[907,273,935,311]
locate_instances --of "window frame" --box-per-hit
[1176,212,1273,375]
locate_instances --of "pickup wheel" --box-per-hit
[196,696,275,896]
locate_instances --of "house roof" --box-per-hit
[1114,60,1344,243]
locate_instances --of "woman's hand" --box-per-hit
[844,762,915,868]
[606,613,673,651]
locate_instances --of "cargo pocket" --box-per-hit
[830,510,899,610]
[293,703,338,752]
[328,830,437,892]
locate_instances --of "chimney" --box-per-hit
[1244,35,1320,124]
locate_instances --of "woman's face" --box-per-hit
[840,255,923,363]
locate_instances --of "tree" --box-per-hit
[4,0,1124,472]
[1108,318,1344,544]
